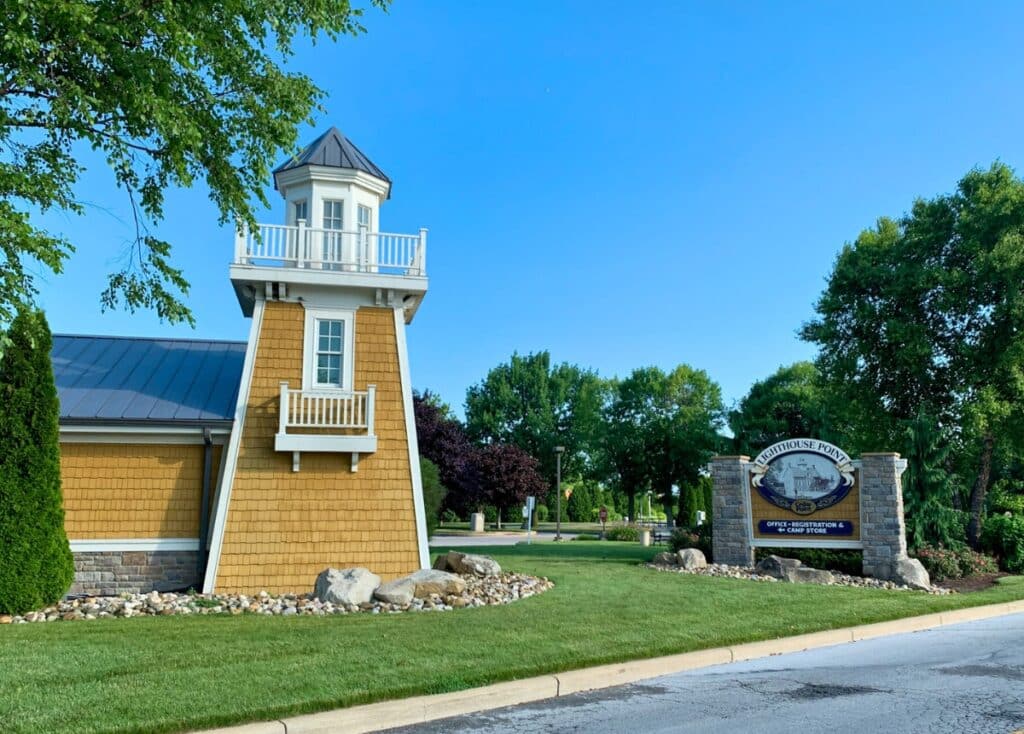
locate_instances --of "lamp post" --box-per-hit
[554,446,565,541]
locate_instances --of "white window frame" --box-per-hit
[322,199,345,230]
[302,307,355,391]
[357,204,372,230]
[292,199,308,225]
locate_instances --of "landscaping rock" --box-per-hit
[754,554,804,581]
[374,577,416,605]
[653,552,678,566]
[432,554,450,571]
[792,567,835,585]
[408,569,466,598]
[891,557,931,591]
[448,552,502,577]
[313,567,381,606]
[676,548,707,570]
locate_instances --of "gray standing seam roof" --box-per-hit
[273,127,391,196]
[52,335,246,424]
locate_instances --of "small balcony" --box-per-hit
[274,382,378,472]
[234,221,427,277]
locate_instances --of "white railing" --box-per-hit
[235,221,427,277]
[277,382,376,437]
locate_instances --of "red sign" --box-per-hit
[599,506,608,522]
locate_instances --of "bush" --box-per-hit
[419,458,448,538]
[570,533,600,541]
[440,509,460,524]
[536,503,549,523]
[0,311,74,614]
[755,547,862,576]
[669,522,712,560]
[989,484,1024,515]
[981,514,1024,573]
[912,543,999,581]
[604,525,640,542]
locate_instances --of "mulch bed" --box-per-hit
[935,573,1009,593]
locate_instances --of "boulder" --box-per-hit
[892,557,931,591]
[449,552,502,576]
[676,548,707,570]
[754,555,803,581]
[408,569,466,598]
[792,567,835,585]
[653,551,678,566]
[374,577,416,605]
[432,554,451,571]
[313,567,381,606]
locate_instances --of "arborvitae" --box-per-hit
[0,311,74,614]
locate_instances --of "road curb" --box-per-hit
[200,599,1024,734]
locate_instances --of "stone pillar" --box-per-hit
[711,456,754,567]
[860,452,909,578]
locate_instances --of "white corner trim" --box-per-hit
[301,305,356,391]
[202,297,266,593]
[70,538,199,553]
[395,307,430,569]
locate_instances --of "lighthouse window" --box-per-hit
[293,200,308,224]
[323,200,344,230]
[303,308,355,392]
[315,319,345,387]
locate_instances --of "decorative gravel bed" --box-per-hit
[645,561,954,594]
[0,572,553,624]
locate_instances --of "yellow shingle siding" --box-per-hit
[214,302,420,594]
[61,443,221,539]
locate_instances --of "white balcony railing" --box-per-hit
[234,221,426,277]
[274,382,378,472]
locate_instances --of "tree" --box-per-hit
[414,391,482,517]
[601,365,725,523]
[729,362,842,456]
[418,458,447,539]
[802,163,1024,547]
[465,352,605,486]
[0,0,388,325]
[476,443,547,529]
[902,411,965,550]
[0,310,74,614]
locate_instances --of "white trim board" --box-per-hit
[70,538,199,553]
[60,426,231,445]
[396,307,430,570]
[202,297,266,593]
[301,306,356,391]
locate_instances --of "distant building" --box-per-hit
[55,128,430,595]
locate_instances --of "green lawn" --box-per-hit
[3,543,1023,734]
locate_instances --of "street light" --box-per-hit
[554,446,565,541]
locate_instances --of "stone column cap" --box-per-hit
[712,455,751,461]
[861,452,902,458]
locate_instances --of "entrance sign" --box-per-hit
[748,439,860,545]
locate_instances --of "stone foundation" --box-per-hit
[70,550,200,596]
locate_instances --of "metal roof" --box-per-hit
[273,127,391,196]
[52,335,246,425]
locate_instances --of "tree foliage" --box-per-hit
[0,0,388,324]
[476,443,547,528]
[729,362,841,456]
[0,310,74,614]
[600,365,724,522]
[413,391,481,517]
[465,351,605,486]
[802,163,1024,547]
[902,411,966,550]
[418,457,447,539]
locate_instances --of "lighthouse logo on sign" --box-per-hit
[750,439,855,516]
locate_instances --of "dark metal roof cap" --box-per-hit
[273,127,391,196]
[52,334,246,424]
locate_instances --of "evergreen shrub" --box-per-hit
[0,311,74,614]
[981,515,1024,573]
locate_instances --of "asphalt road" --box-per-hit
[385,612,1024,734]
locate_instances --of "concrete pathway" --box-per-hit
[384,612,1024,734]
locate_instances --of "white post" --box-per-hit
[295,219,306,269]
[278,382,290,436]
[366,384,377,436]
[418,228,428,276]
[235,222,248,263]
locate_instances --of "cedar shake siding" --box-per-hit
[61,443,222,539]
[213,302,420,594]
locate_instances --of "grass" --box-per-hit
[2,543,1023,734]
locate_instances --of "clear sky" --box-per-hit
[33,1,1024,416]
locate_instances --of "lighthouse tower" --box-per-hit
[203,128,430,594]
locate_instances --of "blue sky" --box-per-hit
[33,1,1024,416]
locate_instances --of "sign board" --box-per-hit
[598,506,608,522]
[748,439,860,547]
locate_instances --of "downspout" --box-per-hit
[198,427,213,579]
